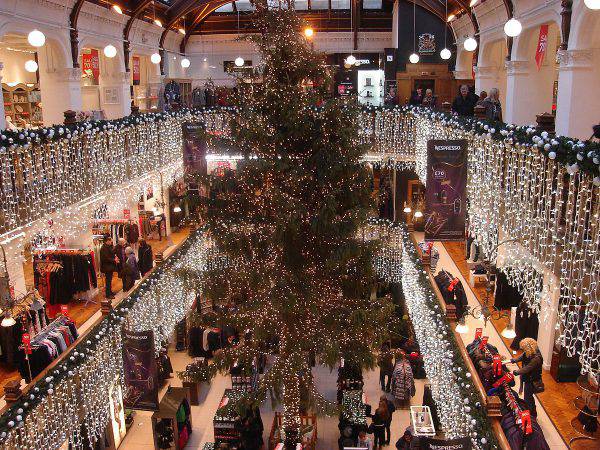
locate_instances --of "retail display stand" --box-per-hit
[214,388,243,446]
[2,83,43,127]
[151,387,192,450]
[268,413,317,450]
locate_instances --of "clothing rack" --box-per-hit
[26,314,69,347]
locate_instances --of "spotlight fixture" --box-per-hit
[455,317,469,334]
[24,60,38,73]
[414,210,423,218]
[112,5,123,14]
[103,45,117,58]
[27,29,46,48]
[151,52,161,64]
[235,57,245,67]
[178,27,186,35]
[1,312,15,328]
[181,58,190,68]
[154,19,162,27]
[447,14,455,22]
[504,18,522,37]
[464,37,478,51]
[469,0,479,7]
[501,323,517,339]
[173,205,182,213]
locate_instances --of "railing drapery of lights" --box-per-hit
[366,219,498,450]
[0,228,221,448]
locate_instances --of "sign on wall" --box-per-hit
[420,437,472,450]
[182,121,208,191]
[418,33,436,54]
[535,24,549,71]
[82,48,100,84]
[122,329,159,410]
[425,140,468,241]
[132,56,141,85]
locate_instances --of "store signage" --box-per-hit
[182,121,208,192]
[22,333,32,355]
[421,437,472,450]
[60,305,69,318]
[418,33,436,54]
[535,24,549,71]
[475,327,483,339]
[122,329,159,410]
[132,56,141,85]
[424,140,468,240]
[123,209,131,219]
[82,48,100,84]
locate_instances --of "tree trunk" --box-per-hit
[281,339,301,450]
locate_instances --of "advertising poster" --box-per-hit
[182,121,208,191]
[132,56,141,85]
[82,48,100,84]
[425,140,468,241]
[122,329,159,411]
[421,437,472,450]
[535,24,549,71]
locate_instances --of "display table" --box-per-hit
[213,389,243,445]
[268,413,317,450]
[151,387,192,450]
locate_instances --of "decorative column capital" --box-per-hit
[112,71,131,83]
[57,67,81,82]
[453,70,472,80]
[557,49,594,71]
[504,60,530,75]
[473,65,498,79]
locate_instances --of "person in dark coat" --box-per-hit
[396,429,414,450]
[378,343,394,392]
[380,395,396,445]
[137,238,153,276]
[99,236,117,299]
[408,87,423,106]
[511,337,544,417]
[114,238,127,281]
[122,247,140,291]
[481,87,503,121]
[451,84,478,117]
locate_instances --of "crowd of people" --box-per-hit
[99,235,154,298]
[409,84,503,121]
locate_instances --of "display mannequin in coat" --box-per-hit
[391,354,415,408]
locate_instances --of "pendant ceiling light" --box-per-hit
[181,58,191,68]
[103,44,117,58]
[440,1,452,60]
[584,0,600,10]
[304,27,314,38]
[112,4,123,15]
[235,9,243,69]
[345,0,356,67]
[464,36,478,51]
[151,52,161,64]
[504,18,522,37]
[28,29,46,48]
[409,1,419,64]
[24,60,38,73]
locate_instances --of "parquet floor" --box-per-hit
[0,228,190,394]
[442,241,596,449]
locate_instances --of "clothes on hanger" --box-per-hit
[434,270,468,317]
[511,303,539,350]
[494,271,523,310]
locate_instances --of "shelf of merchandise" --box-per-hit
[2,83,43,127]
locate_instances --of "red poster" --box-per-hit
[82,48,100,84]
[132,56,140,85]
[123,209,131,219]
[535,25,549,71]
[22,334,32,355]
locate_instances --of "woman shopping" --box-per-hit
[511,337,544,417]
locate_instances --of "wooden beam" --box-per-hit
[353,0,360,51]
[123,0,155,72]
[559,0,573,51]
[180,1,231,54]
[69,0,87,68]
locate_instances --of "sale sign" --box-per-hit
[535,25,549,71]
[22,334,32,355]
[82,48,100,84]
[132,56,140,85]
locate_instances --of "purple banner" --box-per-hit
[182,121,207,191]
[424,140,468,241]
[122,329,159,411]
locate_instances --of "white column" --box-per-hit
[38,67,83,126]
[504,60,536,125]
[392,1,399,49]
[537,270,560,370]
[0,63,6,130]
[474,65,498,95]
[555,49,600,140]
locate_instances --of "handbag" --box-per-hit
[532,379,545,393]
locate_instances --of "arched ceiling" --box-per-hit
[89,0,480,38]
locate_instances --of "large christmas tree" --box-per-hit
[194,4,394,448]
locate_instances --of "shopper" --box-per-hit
[481,87,503,121]
[115,238,127,281]
[380,394,396,445]
[511,337,544,417]
[451,85,477,117]
[391,352,415,408]
[396,429,414,450]
[122,247,141,291]
[369,399,390,449]
[409,87,424,105]
[99,235,117,299]
[378,343,394,392]
[138,238,154,276]
[421,89,437,108]
[357,430,373,450]
[476,90,488,106]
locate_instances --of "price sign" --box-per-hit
[22,333,32,355]
[123,209,131,219]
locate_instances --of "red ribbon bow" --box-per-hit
[492,354,503,376]
[448,278,460,292]
[520,410,533,435]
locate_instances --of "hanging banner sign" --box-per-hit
[535,24,549,71]
[122,329,159,411]
[132,56,141,85]
[82,48,100,84]
[421,437,472,450]
[425,140,468,240]
[182,122,208,193]
[123,209,131,219]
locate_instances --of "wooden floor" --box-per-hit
[0,228,191,393]
[442,241,595,449]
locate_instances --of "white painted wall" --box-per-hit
[0,48,37,84]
